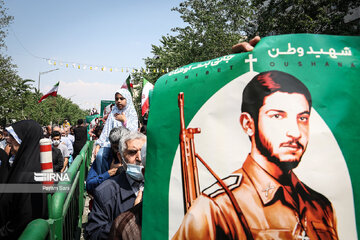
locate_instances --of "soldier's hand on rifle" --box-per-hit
[231,36,261,53]
[114,112,127,123]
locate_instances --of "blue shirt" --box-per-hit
[86,164,111,195]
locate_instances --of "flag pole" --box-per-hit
[38,68,59,91]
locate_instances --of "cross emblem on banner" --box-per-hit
[297,230,310,240]
[262,184,275,197]
[245,54,257,72]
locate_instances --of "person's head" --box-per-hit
[64,127,70,135]
[77,119,84,126]
[5,130,20,155]
[0,129,4,140]
[94,125,104,139]
[118,131,146,166]
[115,93,127,110]
[109,126,130,155]
[46,125,52,134]
[140,124,147,135]
[70,126,74,135]
[5,120,43,157]
[114,89,132,111]
[53,125,61,133]
[60,128,66,137]
[64,119,68,123]
[240,70,312,170]
[51,131,62,147]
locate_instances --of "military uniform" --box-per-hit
[173,155,338,240]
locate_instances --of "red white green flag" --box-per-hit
[121,75,133,96]
[143,34,360,240]
[141,78,154,116]
[38,82,59,103]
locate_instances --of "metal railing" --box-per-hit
[19,141,93,240]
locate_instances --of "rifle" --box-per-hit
[178,92,201,213]
[178,92,254,239]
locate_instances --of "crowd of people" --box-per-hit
[84,88,147,240]
[0,87,150,239]
[0,117,89,239]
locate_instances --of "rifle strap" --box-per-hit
[195,153,254,240]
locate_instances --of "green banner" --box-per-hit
[100,100,115,117]
[143,34,359,239]
[85,114,100,124]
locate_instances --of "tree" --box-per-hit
[250,0,359,36]
[136,0,359,86]
[133,0,255,85]
[0,0,13,50]
[22,90,89,126]
[131,0,255,120]
[0,55,24,126]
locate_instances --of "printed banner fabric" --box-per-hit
[143,34,360,240]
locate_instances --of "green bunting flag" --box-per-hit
[143,34,360,240]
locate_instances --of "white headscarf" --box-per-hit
[112,89,138,131]
[96,89,139,147]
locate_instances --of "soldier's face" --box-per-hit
[255,92,310,166]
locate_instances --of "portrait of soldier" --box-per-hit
[173,70,338,240]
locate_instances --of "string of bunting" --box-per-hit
[47,58,171,73]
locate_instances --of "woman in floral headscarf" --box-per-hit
[93,89,138,175]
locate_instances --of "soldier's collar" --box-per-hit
[242,155,283,205]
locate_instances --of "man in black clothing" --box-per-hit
[52,147,64,172]
[73,119,88,159]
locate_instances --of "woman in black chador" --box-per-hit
[0,120,48,239]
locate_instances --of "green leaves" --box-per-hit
[253,0,359,36]
[132,0,255,86]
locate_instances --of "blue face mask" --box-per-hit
[124,161,144,181]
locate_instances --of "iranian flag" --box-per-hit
[121,75,133,96]
[38,82,59,103]
[141,78,154,116]
[142,34,360,240]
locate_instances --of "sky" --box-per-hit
[4,0,185,110]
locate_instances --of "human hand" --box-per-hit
[114,112,127,123]
[108,168,118,176]
[4,144,11,155]
[134,190,143,206]
[231,36,261,53]
[94,145,101,156]
[110,158,122,169]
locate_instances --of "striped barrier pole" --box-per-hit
[40,138,54,217]
[39,138,53,185]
